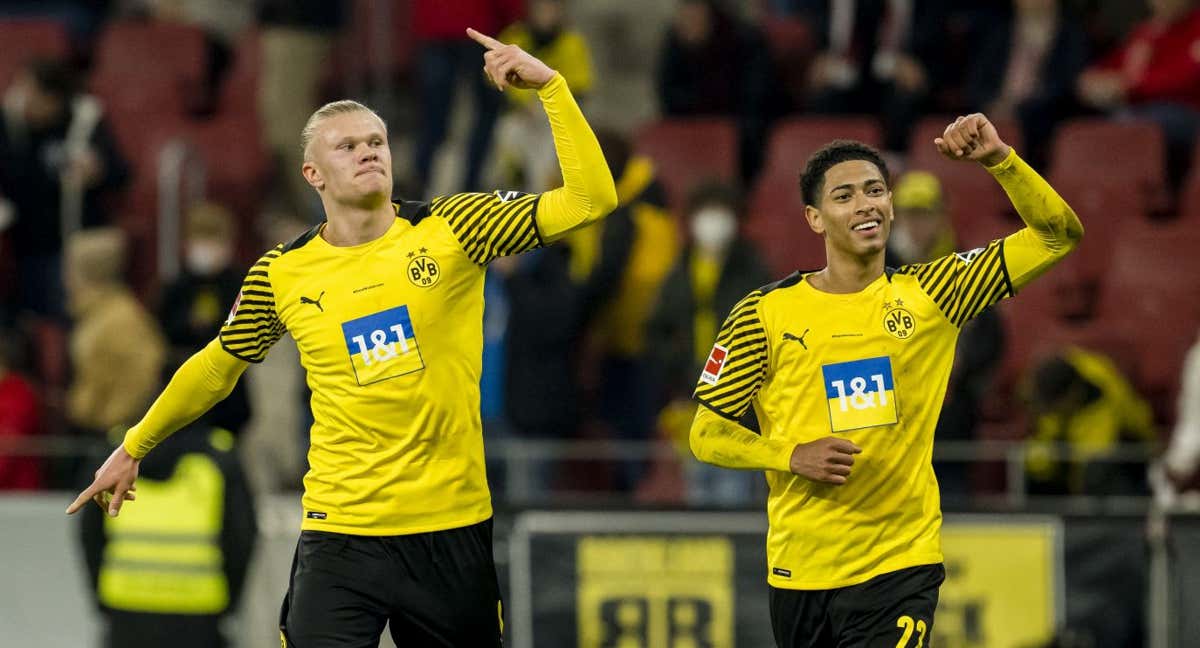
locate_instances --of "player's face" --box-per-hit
[805,160,893,258]
[304,111,392,207]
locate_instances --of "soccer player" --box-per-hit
[690,114,1082,646]
[67,29,617,647]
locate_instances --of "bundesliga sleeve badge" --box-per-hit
[700,344,729,385]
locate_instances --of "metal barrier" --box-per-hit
[0,435,1162,510]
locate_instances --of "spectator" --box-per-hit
[657,0,776,182]
[1150,332,1200,509]
[80,422,256,648]
[0,329,43,490]
[1023,347,1157,496]
[572,130,679,490]
[64,228,165,436]
[646,181,771,506]
[0,59,129,319]
[1077,0,1200,187]
[157,202,251,435]
[805,0,951,151]
[258,0,346,218]
[412,0,524,194]
[493,0,595,191]
[964,0,1088,169]
[120,0,255,116]
[886,171,1006,503]
[498,247,584,498]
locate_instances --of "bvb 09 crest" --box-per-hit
[407,252,441,288]
[883,300,916,339]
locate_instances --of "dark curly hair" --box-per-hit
[800,140,890,207]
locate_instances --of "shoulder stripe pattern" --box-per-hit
[694,291,769,422]
[430,191,542,265]
[219,245,286,363]
[894,239,1012,327]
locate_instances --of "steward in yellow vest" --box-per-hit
[80,422,256,648]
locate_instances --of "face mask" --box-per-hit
[185,240,231,276]
[690,207,737,253]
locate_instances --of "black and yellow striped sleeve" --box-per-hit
[218,245,286,362]
[431,191,543,265]
[897,239,1013,328]
[693,291,769,420]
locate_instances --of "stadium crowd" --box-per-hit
[1,0,1198,511]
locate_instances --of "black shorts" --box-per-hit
[770,563,945,648]
[279,518,503,648]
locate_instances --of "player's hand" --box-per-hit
[66,444,140,517]
[467,28,557,91]
[934,113,1011,167]
[789,436,862,485]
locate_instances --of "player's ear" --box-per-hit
[804,204,825,236]
[302,160,324,191]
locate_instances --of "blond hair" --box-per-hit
[66,227,127,285]
[185,201,235,241]
[300,100,385,158]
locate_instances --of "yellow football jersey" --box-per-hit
[221,194,540,535]
[695,240,1013,589]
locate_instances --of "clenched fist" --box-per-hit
[790,436,862,485]
[934,113,1011,167]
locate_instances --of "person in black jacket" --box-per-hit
[157,202,251,435]
[79,419,257,648]
[657,0,777,182]
[963,0,1087,170]
[0,59,129,319]
[646,181,771,505]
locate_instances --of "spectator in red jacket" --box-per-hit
[0,329,43,490]
[1077,0,1200,186]
[412,0,525,194]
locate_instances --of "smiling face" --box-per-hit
[804,159,893,259]
[301,109,392,209]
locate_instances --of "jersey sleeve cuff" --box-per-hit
[536,72,567,100]
[983,147,1019,175]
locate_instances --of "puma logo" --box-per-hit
[783,329,809,350]
[300,291,325,312]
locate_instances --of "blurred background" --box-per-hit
[1,0,1199,646]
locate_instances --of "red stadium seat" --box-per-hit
[0,19,71,90]
[765,116,883,178]
[744,118,880,274]
[633,118,738,212]
[1174,137,1200,224]
[745,168,828,274]
[89,20,208,116]
[217,29,261,117]
[1093,223,1200,423]
[760,15,816,108]
[334,0,415,91]
[1049,119,1169,215]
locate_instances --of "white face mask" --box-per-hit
[185,240,231,276]
[690,207,737,253]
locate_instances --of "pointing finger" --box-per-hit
[466,28,504,51]
[67,483,100,515]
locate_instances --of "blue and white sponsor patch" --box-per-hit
[341,305,424,385]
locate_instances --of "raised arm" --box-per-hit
[934,113,1083,290]
[469,27,617,242]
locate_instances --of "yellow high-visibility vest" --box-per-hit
[98,451,228,614]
